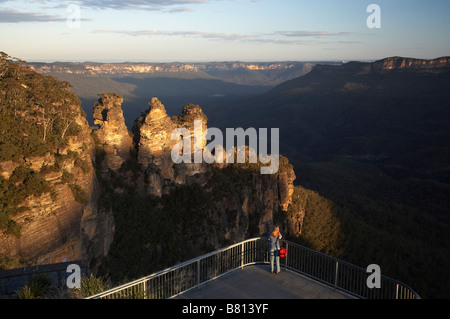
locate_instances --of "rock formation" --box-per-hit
[133,97,178,166]
[131,98,211,197]
[93,93,132,171]
[97,96,301,244]
[0,53,302,274]
[277,157,297,211]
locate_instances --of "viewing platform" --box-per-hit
[175,264,354,299]
[86,237,420,300]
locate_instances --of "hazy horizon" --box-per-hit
[27,58,349,63]
[23,56,449,64]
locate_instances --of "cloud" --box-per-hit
[166,6,193,13]
[90,28,359,46]
[92,28,250,40]
[275,31,355,38]
[91,28,316,45]
[51,0,207,11]
[0,7,92,23]
[0,8,66,22]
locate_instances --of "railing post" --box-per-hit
[284,242,288,270]
[143,280,147,299]
[196,260,200,287]
[241,242,244,269]
[334,260,339,289]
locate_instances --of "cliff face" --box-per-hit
[1,53,301,274]
[0,53,113,267]
[0,120,95,264]
[373,56,450,73]
[101,96,300,247]
[90,95,301,278]
[29,61,312,76]
[28,61,316,94]
[129,97,297,227]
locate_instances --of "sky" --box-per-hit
[0,0,449,62]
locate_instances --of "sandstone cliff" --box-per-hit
[131,98,211,197]
[88,95,302,278]
[1,53,302,276]
[108,97,299,244]
[29,61,312,77]
[93,93,132,172]
[373,56,450,73]
[0,53,113,268]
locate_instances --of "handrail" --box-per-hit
[280,239,420,299]
[86,237,420,299]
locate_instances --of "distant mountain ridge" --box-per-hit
[30,61,313,74]
[28,61,328,115]
[372,56,450,73]
[29,61,322,87]
[314,56,450,74]
[269,56,450,97]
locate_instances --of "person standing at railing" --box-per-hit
[268,226,282,274]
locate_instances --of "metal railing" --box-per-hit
[86,237,420,299]
[281,239,420,299]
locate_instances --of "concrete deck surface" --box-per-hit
[175,265,356,299]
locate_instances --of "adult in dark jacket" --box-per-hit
[268,226,282,273]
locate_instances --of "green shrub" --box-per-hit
[0,166,52,236]
[16,285,34,299]
[0,257,23,270]
[24,173,51,197]
[65,122,82,137]
[0,53,84,162]
[9,165,34,184]
[16,274,52,299]
[4,220,21,237]
[69,274,109,299]
[9,165,51,197]
[69,184,88,203]
[74,157,91,174]
[39,163,60,175]
[61,170,74,184]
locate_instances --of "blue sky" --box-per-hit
[0,0,449,62]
